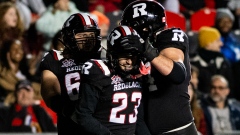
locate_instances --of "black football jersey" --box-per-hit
[80,59,143,135]
[40,50,83,117]
[144,28,193,134]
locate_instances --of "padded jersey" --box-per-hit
[144,28,193,134]
[78,59,143,135]
[40,50,83,115]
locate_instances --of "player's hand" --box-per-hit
[143,38,159,61]
[121,35,144,53]
[7,52,17,72]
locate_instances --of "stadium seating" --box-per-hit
[190,8,216,31]
[165,10,187,31]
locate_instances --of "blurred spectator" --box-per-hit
[91,10,109,38]
[1,0,33,30]
[21,0,46,16]
[35,0,81,51]
[214,8,240,101]
[0,80,57,133]
[188,82,207,135]
[0,39,40,105]
[0,1,24,50]
[190,26,234,96]
[18,0,47,33]
[228,0,240,29]
[190,64,203,99]
[215,8,240,64]
[43,0,89,12]
[14,0,32,30]
[200,75,240,135]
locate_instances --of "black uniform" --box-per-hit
[75,59,144,135]
[40,50,85,135]
[144,28,193,134]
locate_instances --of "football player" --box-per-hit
[121,0,198,135]
[73,25,151,135]
[40,13,101,135]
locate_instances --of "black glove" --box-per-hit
[143,38,159,61]
[121,35,144,53]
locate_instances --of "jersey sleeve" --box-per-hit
[155,28,188,52]
[74,82,113,135]
[81,59,111,91]
[40,50,61,72]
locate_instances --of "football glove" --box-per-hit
[121,35,144,53]
[143,38,159,61]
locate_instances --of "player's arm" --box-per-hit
[143,29,187,84]
[74,82,113,135]
[40,70,61,112]
[121,29,187,84]
[151,47,186,84]
[135,100,151,135]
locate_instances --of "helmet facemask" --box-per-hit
[64,29,101,52]
[61,13,102,61]
[107,50,141,78]
[73,30,97,52]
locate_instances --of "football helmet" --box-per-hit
[121,0,166,40]
[61,13,101,56]
[107,25,142,76]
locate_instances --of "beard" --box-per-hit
[210,94,226,102]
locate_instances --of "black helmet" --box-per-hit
[61,13,101,55]
[121,0,166,40]
[107,25,143,76]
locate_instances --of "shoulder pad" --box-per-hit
[40,50,63,71]
[41,50,63,62]
[155,28,188,52]
[81,59,111,88]
[82,59,110,76]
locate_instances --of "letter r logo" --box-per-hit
[132,3,147,18]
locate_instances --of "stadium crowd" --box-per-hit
[0,0,240,135]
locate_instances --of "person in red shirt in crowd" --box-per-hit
[0,80,56,133]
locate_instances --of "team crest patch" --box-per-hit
[61,59,76,67]
[111,75,123,85]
